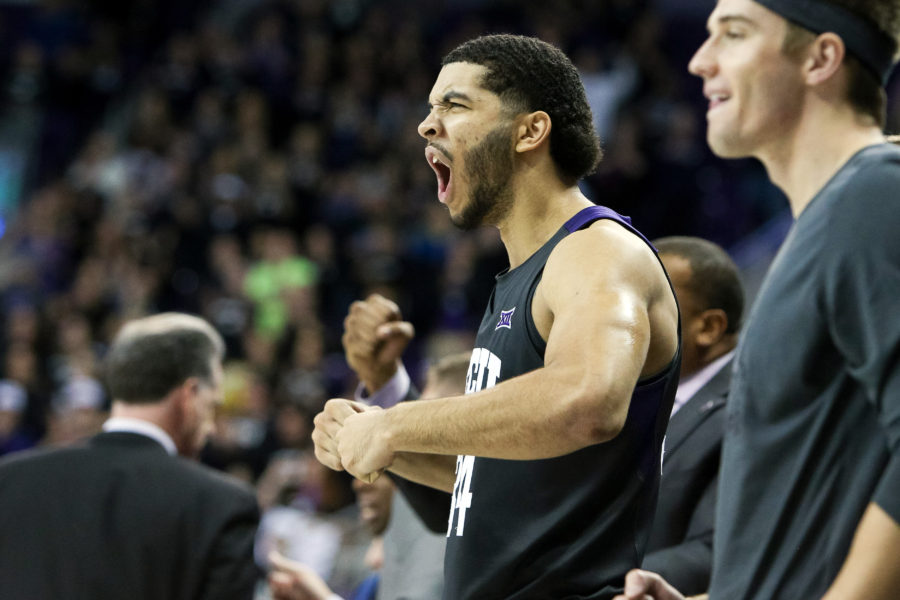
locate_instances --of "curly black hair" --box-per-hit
[442,34,601,185]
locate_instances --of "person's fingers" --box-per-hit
[356,468,385,484]
[375,320,415,343]
[311,411,339,441]
[342,326,377,353]
[619,569,683,600]
[311,423,343,471]
[269,550,303,573]
[344,309,380,345]
[268,571,296,600]
[352,295,400,330]
[312,437,343,471]
[366,293,402,321]
[346,400,374,413]
[323,399,359,424]
[312,400,368,470]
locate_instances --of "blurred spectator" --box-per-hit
[267,474,393,600]
[256,451,369,598]
[43,374,106,446]
[0,380,36,456]
[244,226,318,341]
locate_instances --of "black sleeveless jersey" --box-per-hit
[442,206,681,600]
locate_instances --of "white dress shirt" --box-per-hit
[671,350,734,417]
[354,365,411,408]
[102,417,177,456]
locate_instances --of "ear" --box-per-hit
[803,32,846,86]
[515,110,552,154]
[695,308,729,347]
[172,378,200,419]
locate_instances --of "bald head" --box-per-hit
[105,313,225,404]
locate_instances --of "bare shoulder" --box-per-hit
[543,219,666,294]
[539,219,678,375]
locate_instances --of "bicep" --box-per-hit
[544,283,651,390]
[540,231,654,400]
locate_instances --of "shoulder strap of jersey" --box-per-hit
[563,205,656,252]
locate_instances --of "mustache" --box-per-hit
[427,142,454,162]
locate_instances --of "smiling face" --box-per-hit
[688,0,808,159]
[418,62,518,230]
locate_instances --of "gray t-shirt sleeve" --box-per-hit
[822,162,900,523]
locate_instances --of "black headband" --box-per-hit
[754,0,897,85]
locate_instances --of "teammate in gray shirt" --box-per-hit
[618,1,900,599]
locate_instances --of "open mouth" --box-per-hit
[425,147,453,203]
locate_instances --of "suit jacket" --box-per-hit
[642,359,731,596]
[0,431,260,600]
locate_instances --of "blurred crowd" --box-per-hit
[1,0,898,594]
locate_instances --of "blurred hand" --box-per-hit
[343,294,414,392]
[613,570,688,600]
[268,551,337,600]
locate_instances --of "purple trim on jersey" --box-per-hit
[563,206,657,252]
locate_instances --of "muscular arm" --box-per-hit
[389,452,457,492]
[332,224,677,478]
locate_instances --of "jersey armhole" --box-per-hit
[523,268,548,357]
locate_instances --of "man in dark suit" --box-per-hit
[0,312,260,600]
[641,237,744,596]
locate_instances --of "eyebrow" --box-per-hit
[428,90,473,108]
[707,14,758,32]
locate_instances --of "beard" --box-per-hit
[451,125,515,231]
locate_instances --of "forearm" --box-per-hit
[381,364,632,460]
[356,364,412,408]
[822,502,900,600]
[389,451,456,492]
[359,358,402,394]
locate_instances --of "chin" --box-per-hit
[707,132,753,160]
[449,207,482,231]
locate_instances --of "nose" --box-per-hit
[688,38,716,79]
[418,110,441,140]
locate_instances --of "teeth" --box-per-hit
[433,156,439,164]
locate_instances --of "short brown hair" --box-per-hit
[104,313,225,404]
[781,0,900,128]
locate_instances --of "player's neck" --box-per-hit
[496,170,592,270]
[757,104,884,218]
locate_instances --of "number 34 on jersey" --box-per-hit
[447,348,502,537]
